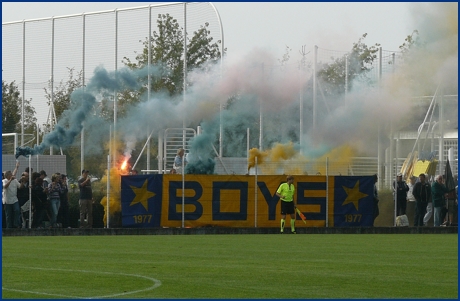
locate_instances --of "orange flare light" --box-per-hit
[120,159,128,171]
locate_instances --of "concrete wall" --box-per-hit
[2,226,457,236]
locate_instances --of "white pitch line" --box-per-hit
[2,266,162,299]
[2,287,82,299]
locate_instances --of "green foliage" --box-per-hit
[122,14,224,104]
[2,79,37,151]
[2,80,22,133]
[278,45,292,67]
[2,235,458,298]
[43,67,84,122]
[398,30,424,58]
[40,68,84,169]
[317,33,380,95]
[2,80,37,133]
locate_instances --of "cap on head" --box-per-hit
[397,173,403,177]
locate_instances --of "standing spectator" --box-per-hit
[423,184,434,226]
[78,169,93,229]
[173,148,188,174]
[406,176,417,225]
[372,174,379,225]
[40,170,50,188]
[454,184,459,226]
[17,171,30,228]
[445,175,457,226]
[407,176,417,203]
[413,173,431,226]
[275,175,296,234]
[393,173,409,216]
[2,167,21,228]
[39,170,52,222]
[31,177,49,228]
[2,172,5,228]
[431,174,449,227]
[47,173,64,228]
[57,174,70,228]
[31,172,41,183]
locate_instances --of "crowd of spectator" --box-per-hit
[2,162,90,229]
[394,172,458,227]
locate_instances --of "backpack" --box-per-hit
[396,215,409,227]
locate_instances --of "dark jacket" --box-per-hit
[413,182,431,203]
[17,181,29,206]
[431,181,448,207]
[78,177,93,200]
[393,180,409,201]
[59,184,69,205]
[32,184,49,210]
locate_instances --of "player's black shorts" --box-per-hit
[281,200,295,215]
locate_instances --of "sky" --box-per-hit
[2,2,413,61]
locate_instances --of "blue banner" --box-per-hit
[120,175,375,228]
[120,174,163,228]
[332,176,375,227]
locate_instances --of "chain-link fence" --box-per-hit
[2,155,66,179]
[2,2,223,128]
[3,2,456,188]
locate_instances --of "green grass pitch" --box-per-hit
[2,234,457,299]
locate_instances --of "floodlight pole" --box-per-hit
[259,63,264,151]
[28,155,32,228]
[326,157,329,227]
[208,2,225,157]
[313,45,318,130]
[107,154,110,229]
[181,2,187,229]
[255,156,258,228]
[21,20,25,146]
[81,13,86,172]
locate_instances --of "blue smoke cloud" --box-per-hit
[16,65,158,158]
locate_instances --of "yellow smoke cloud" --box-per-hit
[247,147,269,171]
[99,167,123,227]
[248,142,306,175]
[314,145,357,175]
[248,143,357,175]
[98,139,130,227]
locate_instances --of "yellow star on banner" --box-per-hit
[129,179,156,211]
[342,180,368,211]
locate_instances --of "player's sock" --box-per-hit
[291,219,295,232]
[280,219,285,232]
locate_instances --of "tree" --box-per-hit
[2,80,21,134]
[42,68,85,175]
[2,79,37,154]
[122,14,225,105]
[317,33,380,96]
[398,30,424,59]
[44,67,84,121]
[2,79,37,136]
[278,45,292,68]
